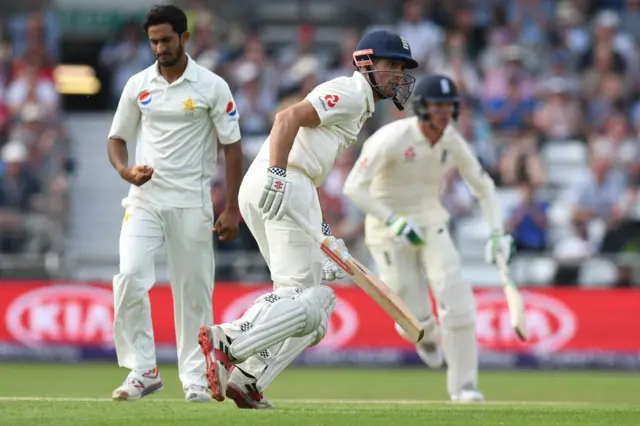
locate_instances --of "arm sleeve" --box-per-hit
[305,79,363,127]
[343,131,395,222]
[451,131,504,233]
[210,78,241,145]
[108,77,141,143]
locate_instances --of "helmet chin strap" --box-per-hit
[365,69,404,111]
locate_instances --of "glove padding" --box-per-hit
[321,222,347,281]
[259,167,290,220]
[386,214,425,246]
[484,232,515,264]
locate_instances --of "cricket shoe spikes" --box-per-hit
[198,325,234,402]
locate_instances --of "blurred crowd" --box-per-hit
[0,1,72,260]
[6,0,640,285]
[99,0,640,284]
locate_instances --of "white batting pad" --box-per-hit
[229,286,335,362]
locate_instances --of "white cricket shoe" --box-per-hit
[198,325,233,402]
[451,388,485,403]
[184,384,211,402]
[416,340,444,369]
[112,368,163,401]
[225,366,275,409]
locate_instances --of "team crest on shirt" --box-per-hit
[182,97,196,116]
[404,146,416,162]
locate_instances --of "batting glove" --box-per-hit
[386,214,425,247]
[321,222,348,281]
[484,232,515,265]
[259,167,290,220]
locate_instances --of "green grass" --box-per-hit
[0,363,639,425]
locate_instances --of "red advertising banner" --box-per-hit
[1,281,639,355]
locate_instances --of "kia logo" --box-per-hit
[222,288,358,349]
[6,285,115,348]
[475,290,577,354]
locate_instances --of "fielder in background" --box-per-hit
[198,30,419,409]
[107,5,244,402]
[343,75,515,402]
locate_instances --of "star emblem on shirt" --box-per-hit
[182,97,196,113]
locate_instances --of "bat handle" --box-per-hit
[495,255,508,273]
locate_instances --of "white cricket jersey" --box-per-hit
[108,55,241,208]
[344,116,501,244]
[253,71,374,187]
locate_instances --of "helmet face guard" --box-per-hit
[412,97,461,123]
[354,49,417,111]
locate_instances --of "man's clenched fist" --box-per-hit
[120,165,154,186]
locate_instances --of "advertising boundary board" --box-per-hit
[0,281,638,369]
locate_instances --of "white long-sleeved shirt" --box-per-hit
[108,55,241,208]
[343,116,503,244]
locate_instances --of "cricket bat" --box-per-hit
[495,255,528,342]
[289,212,425,343]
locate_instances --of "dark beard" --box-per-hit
[158,44,184,67]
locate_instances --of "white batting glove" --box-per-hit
[484,232,515,264]
[259,166,290,220]
[386,214,425,247]
[321,222,347,281]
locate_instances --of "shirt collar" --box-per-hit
[353,71,375,116]
[151,54,198,83]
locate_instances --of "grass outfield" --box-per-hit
[0,363,638,425]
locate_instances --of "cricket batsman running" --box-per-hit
[107,5,243,402]
[343,75,515,402]
[198,30,419,408]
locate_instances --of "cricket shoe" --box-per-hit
[184,384,211,402]
[112,368,163,401]
[416,340,444,369]
[198,325,233,402]
[225,366,275,409]
[451,386,485,403]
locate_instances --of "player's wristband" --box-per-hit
[267,166,286,177]
[322,222,332,236]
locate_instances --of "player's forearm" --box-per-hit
[108,138,129,174]
[269,110,300,169]
[343,184,394,223]
[222,141,243,210]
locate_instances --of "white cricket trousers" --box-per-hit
[239,161,324,289]
[366,224,479,396]
[112,202,215,387]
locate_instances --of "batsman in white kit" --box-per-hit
[343,75,515,402]
[106,6,244,402]
[197,30,419,408]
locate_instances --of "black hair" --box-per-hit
[142,5,188,34]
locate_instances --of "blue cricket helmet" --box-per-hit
[412,74,461,121]
[353,29,418,111]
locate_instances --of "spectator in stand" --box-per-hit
[533,76,584,141]
[99,20,155,108]
[571,156,627,253]
[506,181,550,252]
[233,61,276,136]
